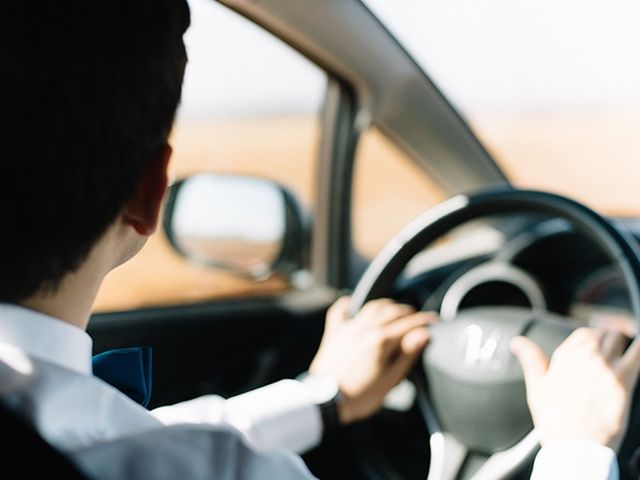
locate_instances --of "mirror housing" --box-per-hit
[163,173,308,279]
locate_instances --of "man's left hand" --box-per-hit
[309,296,437,424]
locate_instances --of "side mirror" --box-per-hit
[163,173,308,279]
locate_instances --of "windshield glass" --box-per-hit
[363,0,640,217]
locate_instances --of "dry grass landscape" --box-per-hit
[93,109,640,312]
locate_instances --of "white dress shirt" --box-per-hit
[0,303,319,478]
[0,303,623,479]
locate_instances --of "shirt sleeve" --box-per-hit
[530,441,619,480]
[71,423,318,480]
[150,379,322,455]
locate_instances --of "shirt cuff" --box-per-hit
[224,379,322,454]
[531,441,619,480]
[151,379,322,455]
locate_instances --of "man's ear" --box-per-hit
[122,145,173,236]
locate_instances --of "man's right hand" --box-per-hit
[511,328,640,450]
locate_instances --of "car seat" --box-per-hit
[0,399,88,478]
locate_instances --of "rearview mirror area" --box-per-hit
[163,173,308,280]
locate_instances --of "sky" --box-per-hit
[177,0,640,120]
[364,0,640,111]
[177,0,325,120]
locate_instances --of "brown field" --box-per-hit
[93,109,640,313]
[479,108,640,216]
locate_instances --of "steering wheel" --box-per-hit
[348,188,640,480]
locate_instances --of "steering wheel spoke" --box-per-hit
[426,430,540,480]
[415,371,469,480]
[470,430,540,480]
[416,368,540,480]
[427,431,468,480]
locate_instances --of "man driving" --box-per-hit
[0,0,430,475]
[0,0,638,478]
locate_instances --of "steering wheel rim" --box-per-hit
[348,187,640,480]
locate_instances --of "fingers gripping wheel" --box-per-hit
[348,188,640,480]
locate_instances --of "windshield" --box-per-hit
[363,0,640,217]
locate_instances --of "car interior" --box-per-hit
[6,0,640,479]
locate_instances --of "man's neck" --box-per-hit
[17,222,140,330]
[20,250,110,331]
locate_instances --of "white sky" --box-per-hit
[177,0,326,119]
[178,0,640,119]
[363,0,640,111]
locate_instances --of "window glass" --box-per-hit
[364,0,640,216]
[93,0,326,312]
[352,128,447,259]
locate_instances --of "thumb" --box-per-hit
[511,336,549,396]
[325,296,351,330]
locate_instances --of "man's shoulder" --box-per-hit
[0,343,53,395]
[0,344,97,401]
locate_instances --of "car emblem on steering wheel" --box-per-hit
[459,324,502,371]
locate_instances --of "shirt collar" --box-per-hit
[0,303,92,375]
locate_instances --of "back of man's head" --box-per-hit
[0,0,190,302]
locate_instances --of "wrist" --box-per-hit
[298,372,346,436]
[538,426,620,450]
[336,395,353,424]
[534,440,618,479]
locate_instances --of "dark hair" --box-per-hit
[0,0,190,302]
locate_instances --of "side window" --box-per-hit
[352,128,447,260]
[93,0,326,312]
